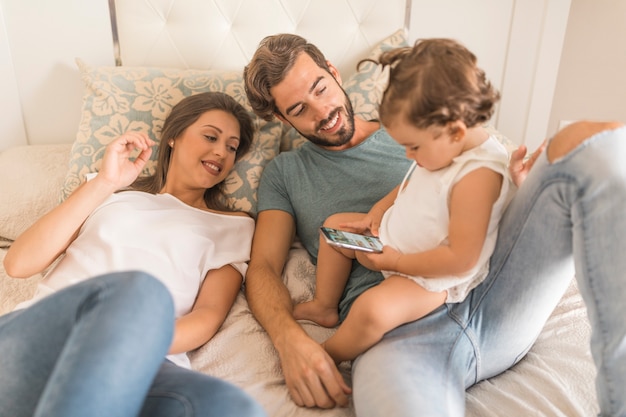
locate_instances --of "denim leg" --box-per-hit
[352,127,626,416]
[0,271,174,417]
[470,127,626,416]
[556,128,626,415]
[464,155,578,380]
[140,360,267,417]
[352,305,471,417]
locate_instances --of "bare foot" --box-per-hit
[293,300,339,327]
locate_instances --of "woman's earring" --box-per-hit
[169,140,174,147]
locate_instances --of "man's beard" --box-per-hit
[295,93,356,148]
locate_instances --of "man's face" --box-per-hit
[270,53,355,148]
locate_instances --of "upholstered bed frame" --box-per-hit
[0,0,597,415]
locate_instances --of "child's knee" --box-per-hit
[547,121,624,163]
[323,214,344,228]
[324,212,362,228]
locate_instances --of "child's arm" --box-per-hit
[365,168,503,277]
[340,185,400,236]
[368,185,400,236]
[168,264,243,354]
[4,133,154,278]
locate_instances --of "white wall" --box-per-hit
[0,1,26,149]
[548,0,626,135]
[0,0,114,149]
[407,0,570,151]
[0,0,573,152]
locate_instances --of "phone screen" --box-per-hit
[320,227,383,253]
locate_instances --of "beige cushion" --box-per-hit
[0,144,71,241]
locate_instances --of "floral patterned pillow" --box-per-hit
[62,60,283,216]
[279,28,408,151]
[65,29,514,217]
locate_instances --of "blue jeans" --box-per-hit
[0,271,266,417]
[352,126,626,416]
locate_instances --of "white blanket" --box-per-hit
[0,242,599,416]
[189,242,599,417]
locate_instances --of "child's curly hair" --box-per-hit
[374,38,500,130]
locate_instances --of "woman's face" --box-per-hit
[167,109,241,192]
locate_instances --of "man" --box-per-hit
[243,33,409,408]
[244,33,626,416]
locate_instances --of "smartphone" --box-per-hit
[320,227,383,253]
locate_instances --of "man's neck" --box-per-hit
[343,117,380,149]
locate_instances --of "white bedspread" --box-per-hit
[0,242,599,416]
[189,241,599,417]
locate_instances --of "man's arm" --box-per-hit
[245,210,351,408]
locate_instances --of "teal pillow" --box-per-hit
[63,60,283,216]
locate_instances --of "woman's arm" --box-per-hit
[3,132,154,278]
[168,264,243,354]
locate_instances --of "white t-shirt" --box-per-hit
[16,191,255,368]
[379,136,515,303]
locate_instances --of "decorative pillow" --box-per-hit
[279,28,408,151]
[62,60,283,216]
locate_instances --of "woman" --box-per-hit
[1,92,266,417]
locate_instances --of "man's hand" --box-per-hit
[278,331,352,408]
[509,141,546,187]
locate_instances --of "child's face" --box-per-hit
[386,120,465,171]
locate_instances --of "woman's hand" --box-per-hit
[509,141,546,187]
[97,132,155,190]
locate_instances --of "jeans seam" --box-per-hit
[74,279,106,322]
[460,170,578,383]
[146,391,194,416]
[445,305,480,388]
[580,194,615,413]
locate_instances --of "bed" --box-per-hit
[0,0,598,415]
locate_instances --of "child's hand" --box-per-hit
[340,207,386,237]
[98,132,155,190]
[365,206,386,237]
[364,245,402,272]
[339,217,374,235]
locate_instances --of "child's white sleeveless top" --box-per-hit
[16,191,254,368]
[378,136,514,303]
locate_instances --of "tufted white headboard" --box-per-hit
[111,0,409,79]
[0,0,569,151]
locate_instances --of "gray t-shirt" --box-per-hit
[258,127,411,319]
